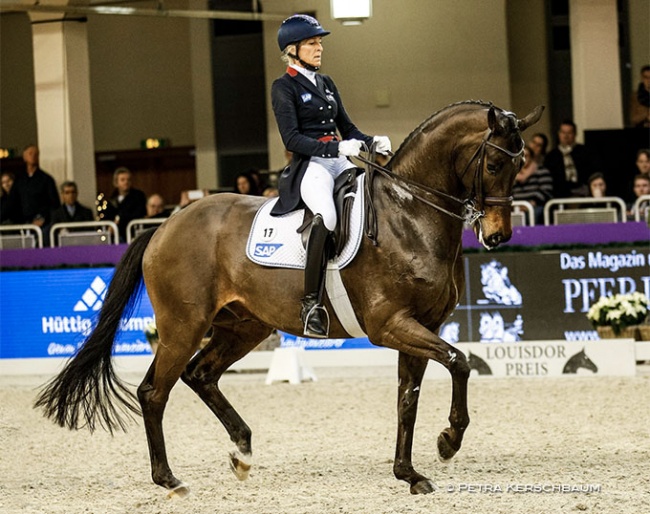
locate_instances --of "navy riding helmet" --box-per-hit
[277,14,330,51]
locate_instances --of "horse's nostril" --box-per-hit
[487,233,503,247]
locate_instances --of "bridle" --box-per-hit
[358,129,524,245]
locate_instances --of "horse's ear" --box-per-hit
[517,105,545,131]
[487,106,497,132]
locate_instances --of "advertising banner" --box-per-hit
[0,268,154,359]
[282,246,649,349]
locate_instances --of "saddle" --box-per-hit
[297,168,363,256]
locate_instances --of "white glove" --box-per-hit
[373,135,392,155]
[338,139,363,157]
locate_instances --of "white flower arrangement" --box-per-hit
[587,292,649,335]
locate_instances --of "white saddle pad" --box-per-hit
[246,174,365,269]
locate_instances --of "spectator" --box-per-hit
[630,65,650,128]
[512,145,553,224]
[50,181,94,224]
[543,120,594,198]
[623,149,650,205]
[234,171,259,195]
[627,174,650,220]
[146,193,168,218]
[527,132,548,165]
[11,144,60,227]
[106,167,146,242]
[262,186,279,198]
[248,168,267,195]
[587,172,607,199]
[170,189,210,215]
[635,149,650,175]
[0,171,21,224]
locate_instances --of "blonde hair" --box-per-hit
[280,45,296,65]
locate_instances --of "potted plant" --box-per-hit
[587,292,650,340]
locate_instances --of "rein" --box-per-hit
[358,131,524,245]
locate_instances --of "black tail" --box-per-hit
[34,229,157,433]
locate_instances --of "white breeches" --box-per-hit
[300,156,356,231]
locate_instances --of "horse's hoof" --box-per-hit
[410,479,435,495]
[167,482,190,499]
[229,450,252,481]
[437,432,458,463]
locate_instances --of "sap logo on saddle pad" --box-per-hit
[254,243,283,258]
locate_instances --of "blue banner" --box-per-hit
[0,268,154,359]
[279,332,375,350]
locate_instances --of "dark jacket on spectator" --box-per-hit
[0,190,21,224]
[50,201,95,225]
[543,144,595,198]
[12,168,60,224]
[108,188,147,242]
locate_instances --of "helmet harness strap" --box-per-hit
[288,42,320,72]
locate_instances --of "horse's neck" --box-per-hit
[374,174,465,255]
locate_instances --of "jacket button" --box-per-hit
[328,105,332,109]
[319,107,323,110]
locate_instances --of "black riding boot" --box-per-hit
[301,214,331,338]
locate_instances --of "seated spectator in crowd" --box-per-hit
[544,120,594,198]
[635,149,650,175]
[587,172,607,199]
[105,167,147,242]
[623,149,650,205]
[627,174,650,220]
[234,171,259,195]
[0,171,20,224]
[512,145,553,224]
[47,181,95,246]
[262,186,279,198]
[50,181,94,224]
[11,144,60,227]
[527,132,548,165]
[145,193,169,218]
[170,189,210,216]
[630,65,650,128]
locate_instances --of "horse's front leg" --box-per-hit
[394,351,433,494]
[374,315,471,494]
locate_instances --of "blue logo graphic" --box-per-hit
[0,268,154,359]
[301,93,312,103]
[254,243,283,258]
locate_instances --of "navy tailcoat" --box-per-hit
[270,67,373,216]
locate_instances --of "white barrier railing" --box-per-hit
[512,200,535,227]
[543,196,627,225]
[633,194,650,223]
[126,218,166,244]
[0,224,43,249]
[49,221,119,247]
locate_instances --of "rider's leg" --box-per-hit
[300,163,336,338]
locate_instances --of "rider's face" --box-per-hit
[297,37,323,68]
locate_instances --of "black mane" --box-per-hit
[389,100,495,168]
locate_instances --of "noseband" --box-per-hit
[359,130,524,245]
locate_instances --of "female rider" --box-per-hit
[270,14,391,338]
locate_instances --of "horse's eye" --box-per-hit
[486,163,497,175]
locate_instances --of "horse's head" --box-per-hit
[464,105,544,250]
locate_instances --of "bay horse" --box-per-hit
[35,100,543,496]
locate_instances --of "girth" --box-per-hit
[298,168,362,256]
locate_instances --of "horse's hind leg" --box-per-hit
[137,320,209,498]
[181,315,272,482]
